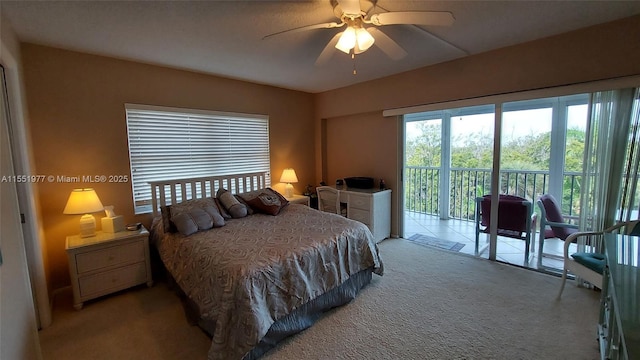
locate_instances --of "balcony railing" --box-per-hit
[404,166,583,221]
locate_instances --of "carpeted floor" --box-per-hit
[39,238,601,360]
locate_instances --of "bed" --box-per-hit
[148,172,384,359]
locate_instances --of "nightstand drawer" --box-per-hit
[78,262,148,297]
[75,240,145,274]
[348,208,371,225]
[348,195,371,210]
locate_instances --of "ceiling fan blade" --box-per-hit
[368,28,407,60]
[263,22,345,40]
[315,33,342,66]
[370,11,455,26]
[336,0,362,15]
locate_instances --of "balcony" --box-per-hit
[403,166,582,272]
[404,211,568,271]
[402,92,640,271]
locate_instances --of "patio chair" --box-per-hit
[536,194,579,267]
[475,195,535,263]
[316,186,343,215]
[557,220,640,299]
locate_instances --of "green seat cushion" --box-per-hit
[571,252,605,274]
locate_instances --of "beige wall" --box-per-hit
[316,15,640,238]
[21,44,315,290]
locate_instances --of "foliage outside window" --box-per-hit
[404,95,590,221]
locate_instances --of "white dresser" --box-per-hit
[65,227,153,309]
[339,188,391,243]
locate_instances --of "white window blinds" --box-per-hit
[125,104,271,214]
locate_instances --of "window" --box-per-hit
[404,94,591,220]
[125,104,271,214]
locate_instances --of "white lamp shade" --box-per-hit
[355,28,375,53]
[64,188,104,238]
[63,188,104,214]
[280,168,298,198]
[335,27,357,54]
[279,168,298,184]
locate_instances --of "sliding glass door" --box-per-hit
[403,104,495,256]
[402,94,591,269]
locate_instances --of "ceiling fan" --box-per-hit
[263,0,455,65]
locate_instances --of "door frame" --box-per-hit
[1,38,51,329]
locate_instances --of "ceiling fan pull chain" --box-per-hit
[352,53,357,75]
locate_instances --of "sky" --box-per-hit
[406,104,588,145]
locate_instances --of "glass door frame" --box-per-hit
[400,95,590,263]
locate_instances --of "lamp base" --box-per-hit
[79,214,97,237]
[284,183,294,198]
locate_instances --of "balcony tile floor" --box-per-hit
[404,211,572,273]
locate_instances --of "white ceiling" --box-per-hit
[3,1,640,93]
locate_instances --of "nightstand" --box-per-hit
[285,194,310,206]
[65,226,153,310]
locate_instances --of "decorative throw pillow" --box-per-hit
[203,205,225,228]
[171,212,200,236]
[235,195,254,215]
[166,198,226,235]
[170,198,215,217]
[214,197,232,220]
[246,193,283,215]
[269,188,289,207]
[216,188,248,218]
[238,188,289,216]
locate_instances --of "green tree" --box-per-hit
[406,122,441,167]
[405,121,587,220]
[564,128,586,172]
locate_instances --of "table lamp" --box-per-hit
[279,168,298,198]
[63,188,104,237]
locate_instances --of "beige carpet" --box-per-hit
[40,238,601,360]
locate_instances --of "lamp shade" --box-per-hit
[354,27,375,54]
[335,27,357,54]
[63,188,104,215]
[280,168,298,198]
[279,168,298,184]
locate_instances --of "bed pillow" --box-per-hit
[171,212,197,236]
[203,205,226,228]
[214,197,232,220]
[171,209,210,236]
[170,206,225,236]
[167,198,226,235]
[238,188,289,216]
[216,188,248,218]
[234,195,254,215]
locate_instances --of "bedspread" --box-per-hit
[153,204,383,359]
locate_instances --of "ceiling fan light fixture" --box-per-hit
[335,26,356,54]
[355,27,375,52]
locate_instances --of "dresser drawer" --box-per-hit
[75,240,145,274]
[348,194,371,210]
[349,208,371,226]
[78,262,148,297]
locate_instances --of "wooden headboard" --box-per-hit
[149,172,268,216]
